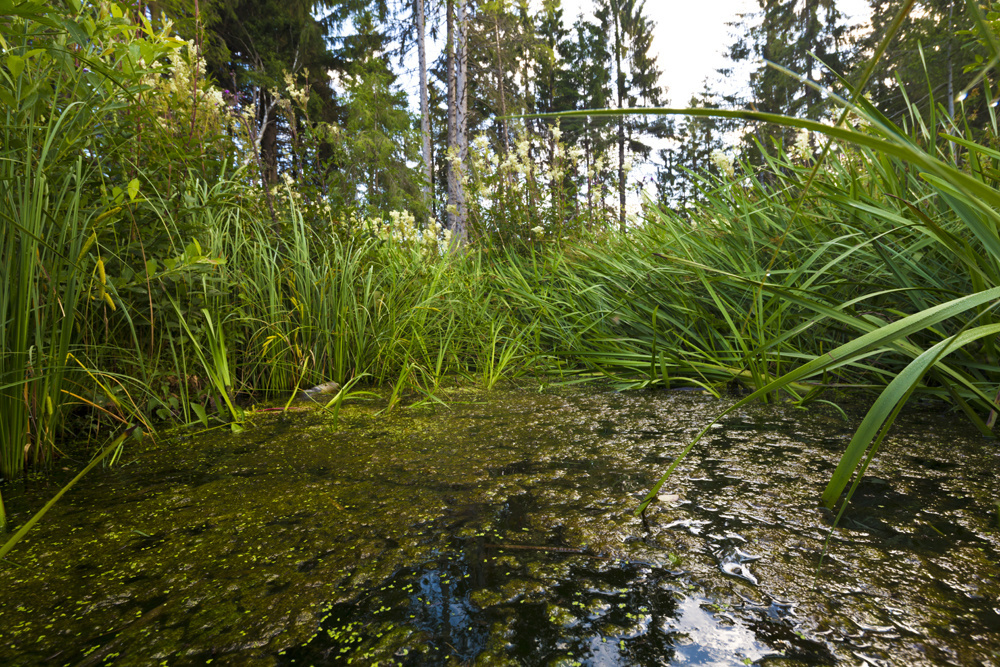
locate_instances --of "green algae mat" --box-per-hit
[1,387,998,665]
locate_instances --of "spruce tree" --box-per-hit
[558,15,615,222]
[594,0,667,230]
[727,0,855,159]
[861,0,988,129]
[655,87,727,209]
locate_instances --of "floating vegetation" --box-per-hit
[0,387,997,665]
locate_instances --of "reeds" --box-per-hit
[506,3,1000,515]
[498,116,1000,512]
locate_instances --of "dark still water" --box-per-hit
[1,387,997,665]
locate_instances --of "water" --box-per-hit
[0,387,998,665]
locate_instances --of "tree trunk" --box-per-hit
[585,134,593,225]
[453,0,469,245]
[260,90,279,186]
[446,0,457,231]
[614,4,625,232]
[417,0,433,210]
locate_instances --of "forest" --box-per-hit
[2,0,1000,539]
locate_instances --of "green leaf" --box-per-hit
[6,54,24,79]
[820,322,1000,508]
[636,285,1000,516]
[127,178,140,201]
[190,403,209,427]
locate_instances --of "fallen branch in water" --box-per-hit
[484,542,587,554]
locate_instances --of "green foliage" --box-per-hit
[0,0,217,528]
[655,87,730,207]
[863,0,989,127]
[460,124,611,250]
[724,0,856,162]
[9,0,1000,546]
[327,57,424,217]
[518,23,1000,513]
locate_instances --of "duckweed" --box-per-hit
[0,387,996,665]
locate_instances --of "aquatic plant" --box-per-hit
[0,0,190,528]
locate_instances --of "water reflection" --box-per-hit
[0,387,997,665]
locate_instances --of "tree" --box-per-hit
[594,0,667,230]
[468,0,536,156]
[415,0,433,208]
[655,87,727,208]
[200,0,338,186]
[727,0,855,159]
[553,14,615,221]
[442,0,470,244]
[332,54,423,214]
[861,0,988,129]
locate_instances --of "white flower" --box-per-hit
[531,226,545,234]
[793,129,812,159]
[710,149,735,179]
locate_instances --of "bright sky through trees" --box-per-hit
[561,0,872,106]
[393,1,872,119]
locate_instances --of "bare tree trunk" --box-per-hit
[260,90,280,186]
[453,0,469,246]
[446,0,457,231]
[585,135,593,225]
[417,0,433,210]
[251,87,281,234]
[614,5,625,233]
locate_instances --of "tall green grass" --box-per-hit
[203,191,520,403]
[498,115,1000,513]
[0,1,147,528]
[504,2,1000,517]
[0,3,531,543]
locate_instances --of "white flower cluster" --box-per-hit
[143,40,224,109]
[791,129,814,161]
[709,149,735,179]
[282,70,311,111]
[362,210,451,254]
[270,172,306,202]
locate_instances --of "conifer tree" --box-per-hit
[415,0,433,208]
[861,0,987,128]
[727,0,854,159]
[468,0,536,154]
[656,87,726,208]
[558,14,615,221]
[594,0,666,230]
[197,0,341,185]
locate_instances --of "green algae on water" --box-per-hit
[0,387,997,665]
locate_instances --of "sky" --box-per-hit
[560,0,873,107]
[394,0,873,116]
[561,0,757,105]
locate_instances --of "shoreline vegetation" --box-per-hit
[3,0,1000,546]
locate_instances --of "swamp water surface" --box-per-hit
[1,387,998,666]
